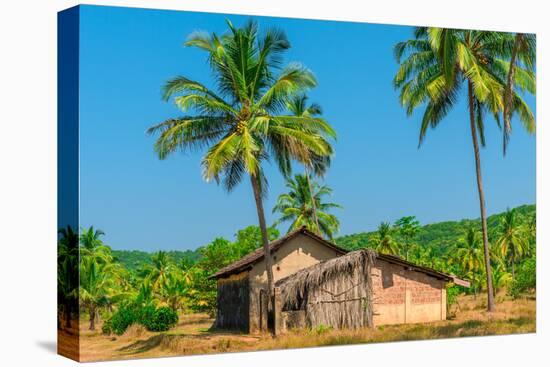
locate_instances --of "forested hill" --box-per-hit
[112,249,201,272]
[114,204,535,270]
[335,204,535,254]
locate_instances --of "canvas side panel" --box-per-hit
[57,6,80,362]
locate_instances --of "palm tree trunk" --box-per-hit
[305,167,321,236]
[503,34,522,155]
[250,174,275,319]
[467,80,496,312]
[65,302,71,329]
[89,306,96,330]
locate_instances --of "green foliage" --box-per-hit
[102,303,141,335]
[313,324,333,335]
[273,173,342,239]
[112,249,200,273]
[141,306,179,332]
[446,285,460,310]
[103,303,178,335]
[509,258,536,298]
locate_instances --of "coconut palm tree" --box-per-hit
[273,173,342,239]
[372,222,399,255]
[454,228,484,275]
[79,226,112,263]
[491,262,512,295]
[79,257,118,330]
[503,33,536,154]
[286,94,328,234]
[161,273,189,312]
[495,208,528,279]
[58,226,79,330]
[139,251,175,292]
[394,28,536,311]
[147,20,336,311]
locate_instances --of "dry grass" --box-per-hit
[77,294,535,362]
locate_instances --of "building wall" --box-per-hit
[371,259,446,326]
[248,234,342,333]
[215,271,250,331]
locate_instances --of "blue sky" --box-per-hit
[78,5,536,251]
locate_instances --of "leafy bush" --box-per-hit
[509,258,536,298]
[102,303,141,335]
[140,306,178,332]
[102,304,178,335]
[446,285,460,311]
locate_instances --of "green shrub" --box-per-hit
[509,258,536,298]
[141,306,178,332]
[446,285,460,309]
[102,304,178,335]
[102,303,141,335]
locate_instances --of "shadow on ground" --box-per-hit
[36,340,57,354]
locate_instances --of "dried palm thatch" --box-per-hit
[276,249,377,329]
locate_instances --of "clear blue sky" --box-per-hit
[78,5,536,251]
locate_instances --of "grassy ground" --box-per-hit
[75,293,535,362]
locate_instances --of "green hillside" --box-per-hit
[335,204,535,254]
[112,249,201,272]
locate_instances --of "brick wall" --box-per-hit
[371,259,446,326]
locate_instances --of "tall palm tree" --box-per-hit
[495,208,528,279]
[372,222,399,255]
[286,94,328,234]
[394,28,535,311]
[503,33,536,154]
[147,20,335,311]
[273,173,342,239]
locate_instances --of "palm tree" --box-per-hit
[147,20,335,312]
[80,226,112,263]
[273,173,342,239]
[454,228,484,276]
[495,208,528,279]
[394,28,536,311]
[58,226,79,330]
[372,222,399,255]
[491,262,512,295]
[161,273,189,312]
[286,94,328,234]
[503,33,536,154]
[140,251,174,292]
[79,257,118,330]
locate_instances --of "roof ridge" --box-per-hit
[210,227,347,279]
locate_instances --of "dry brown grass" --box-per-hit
[77,294,535,362]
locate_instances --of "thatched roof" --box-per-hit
[276,249,470,302]
[210,227,348,279]
[276,248,378,308]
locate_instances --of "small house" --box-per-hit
[276,248,469,331]
[210,227,347,333]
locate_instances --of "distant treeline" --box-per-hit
[114,204,535,267]
[336,204,535,254]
